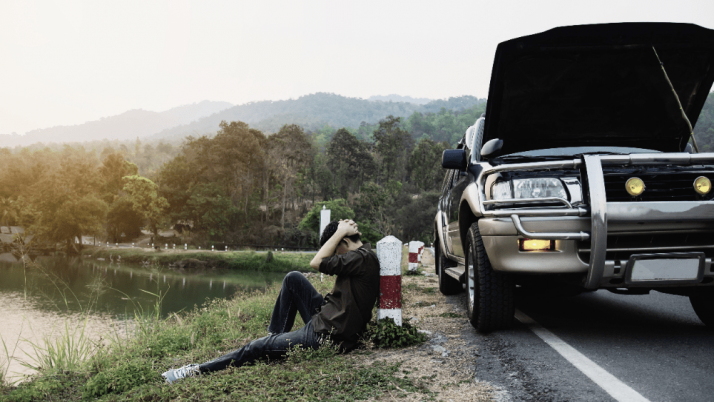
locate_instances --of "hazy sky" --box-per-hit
[2,0,714,135]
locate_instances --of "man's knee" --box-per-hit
[283,271,306,286]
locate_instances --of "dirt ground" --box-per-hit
[351,249,496,402]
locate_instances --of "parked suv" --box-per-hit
[435,23,714,332]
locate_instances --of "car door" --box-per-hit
[446,165,469,259]
[439,170,455,254]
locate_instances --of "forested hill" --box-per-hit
[0,101,233,147]
[147,93,486,141]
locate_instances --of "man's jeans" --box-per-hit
[199,271,325,373]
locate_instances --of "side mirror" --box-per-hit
[481,139,504,159]
[442,149,467,170]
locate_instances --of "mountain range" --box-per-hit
[0,100,233,147]
[0,94,485,147]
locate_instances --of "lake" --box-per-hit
[0,254,288,318]
[0,254,288,382]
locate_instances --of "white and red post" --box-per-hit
[377,235,402,326]
[408,240,425,272]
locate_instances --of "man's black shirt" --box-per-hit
[313,243,380,351]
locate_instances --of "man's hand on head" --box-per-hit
[337,219,361,238]
[309,219,361,270]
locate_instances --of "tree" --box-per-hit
[0,196,17,226]
[326,128,375,196]
[99,152,138,203]
[408,139,449,192]
[373,116,414,183]
[353,180,404,237]
[208,121,266,223]
[266,124,314,229]
[30,147,107,253]
[185,183,237,238]
[106,196,144,241]
[395,192,440,243]
[122,175,169,236]
[298,198,355,234]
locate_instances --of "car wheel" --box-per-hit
[435,238,461,295]
[690,295,714,327]
[466,222,515,332]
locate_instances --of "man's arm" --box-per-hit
[309,220,359,270]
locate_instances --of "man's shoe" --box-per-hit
[162,363,200,384]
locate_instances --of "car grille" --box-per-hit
[602,168,714,202]
[578,232,714,262]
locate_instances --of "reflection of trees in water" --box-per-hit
[0,257,283,319]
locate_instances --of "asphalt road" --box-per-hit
[450,289,714,401]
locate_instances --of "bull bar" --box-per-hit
[477,153,714,289]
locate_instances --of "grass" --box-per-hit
[87,248,316,273]
[2,274,431,401]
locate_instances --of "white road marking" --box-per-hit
[515,309,651,402]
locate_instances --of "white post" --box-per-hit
[165,244,168,250]
[225,245,228,252]
[319,206,331,283]
[131,243,134,248]
[212,245,214,252]
[173,244,175,250]
[185,244,187,250]
[408,241,419,272]
[376,235,402,326]
[319,205,331,238]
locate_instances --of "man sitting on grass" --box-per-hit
[162,219,381,383]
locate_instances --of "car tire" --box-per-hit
[435,238,461,295]
[466,222,515,332]
[690,295,714,327]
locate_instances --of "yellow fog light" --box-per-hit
[694,176,711,195]
[625,177,645,197]
[519,239,554,252]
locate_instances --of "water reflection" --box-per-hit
[0,254,286,318]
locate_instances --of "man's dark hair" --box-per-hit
[319,220,361,247]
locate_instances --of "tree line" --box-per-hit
[0,102,488,252]
[4,90,712,252]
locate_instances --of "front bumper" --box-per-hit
[477,154,714,289]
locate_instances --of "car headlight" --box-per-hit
[491,178,568,200]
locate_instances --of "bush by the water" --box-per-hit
[90,248,314,273]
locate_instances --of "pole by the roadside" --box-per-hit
[376,235,402,326]
[319,205,331,283]
[408,241,425,272]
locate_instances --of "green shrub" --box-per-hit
[82,359,159,399]
[365,318,427,349]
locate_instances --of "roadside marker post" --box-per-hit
[377,235,402,326]
[165,244,168,250]
[185,244,187,250]
[408,241,419,272]
[212,245,214,252]
[225,246,228,252]
[319,206,331,283]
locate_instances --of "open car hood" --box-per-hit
[482,23,714,155]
